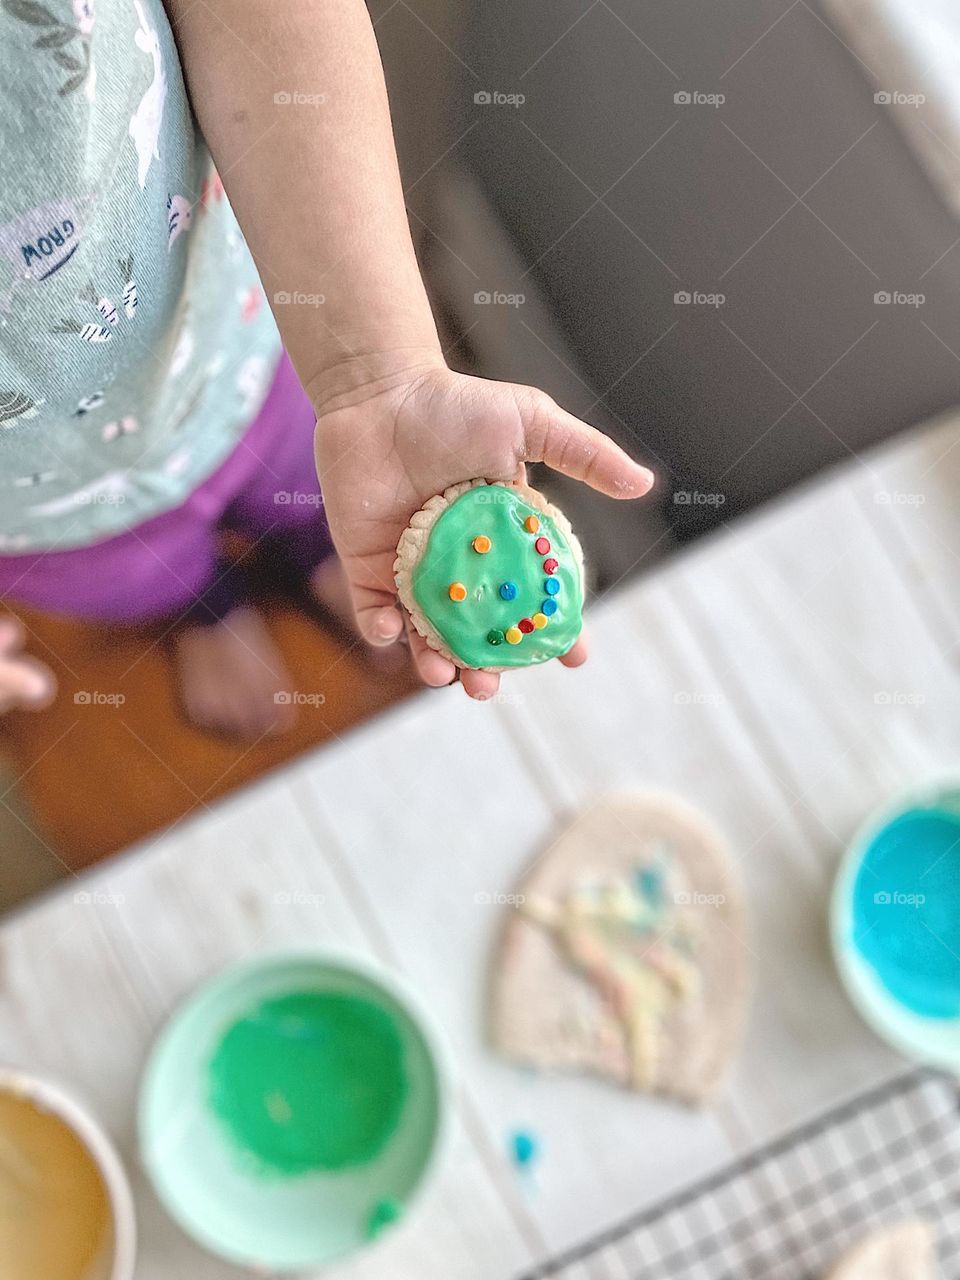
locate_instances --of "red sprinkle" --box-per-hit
[543,558,559,575]
[534,536,551,554]
[518,617,535,634]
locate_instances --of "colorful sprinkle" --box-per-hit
[543,558,559,575]
[534,536,551,555]
[544,578,561,596]
[518,617,535,634]
[487,628,505,646]
[505,626,523,645]
[532,612,548,629]
[542,598,558,616]
[499,581,518,601]
[523,515,540,534]
[448,582,467,602]
[472,535,492,554]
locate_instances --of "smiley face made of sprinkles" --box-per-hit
[394,479,586,670]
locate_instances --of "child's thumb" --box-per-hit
[519,388,655,498]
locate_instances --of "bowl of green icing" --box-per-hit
[139,952,446,1270]
[832,782,960,1066]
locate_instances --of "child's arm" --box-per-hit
[163,0,653,700]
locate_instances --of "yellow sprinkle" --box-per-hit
[472,535,492,554]
[448,582,467,602]
[532,612,548,629]
[505,626,523,645]
[524,515,540,534]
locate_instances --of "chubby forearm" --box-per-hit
[162,0,442,412]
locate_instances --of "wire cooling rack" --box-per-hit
[520,1071,960,1279]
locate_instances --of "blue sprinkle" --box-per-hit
[499,581,518,601]
[541,598,558,616]
[511,1130,538,1168]
[544,578,561,596]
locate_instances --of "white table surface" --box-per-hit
[4,410,960,1279]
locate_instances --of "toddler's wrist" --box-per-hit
[307,345,447,420]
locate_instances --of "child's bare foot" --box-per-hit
[308,557,408,674]
[171,605,296,740]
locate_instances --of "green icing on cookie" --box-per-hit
[410,485,583,668]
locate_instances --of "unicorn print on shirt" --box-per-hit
[129,0,167,190]
[166,194,193,249]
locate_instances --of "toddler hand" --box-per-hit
[313,357,653,700]
[0,616,57,714]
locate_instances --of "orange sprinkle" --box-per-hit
[448,582,467,602]
[532,612,548,629]
[505,626,523,645]
[523,515,540,534]
[472,535,492,554]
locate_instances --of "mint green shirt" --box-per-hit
[0,0,282,551]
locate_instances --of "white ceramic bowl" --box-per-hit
[0,1067,137,1280]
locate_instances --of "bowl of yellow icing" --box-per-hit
[139,951,447,1270]
[0,1068,136,1280]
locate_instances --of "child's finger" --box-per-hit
[558,634,589,668]
[460,667,501,701]
[521,392,654,499]
[403,614,457,688]
[360,601,407,645]
[351,590,404,647]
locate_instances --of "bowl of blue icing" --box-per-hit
[832,783,960,1065]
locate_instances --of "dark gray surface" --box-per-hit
[457,0,960,538]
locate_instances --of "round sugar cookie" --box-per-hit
[394,480,585,671]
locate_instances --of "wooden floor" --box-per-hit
[0,600,418,888]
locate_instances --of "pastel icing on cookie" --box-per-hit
[394,480,585,670]
[825,1220,936,1280]
[491,794,750,1104]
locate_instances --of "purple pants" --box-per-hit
[0,354,331,624]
